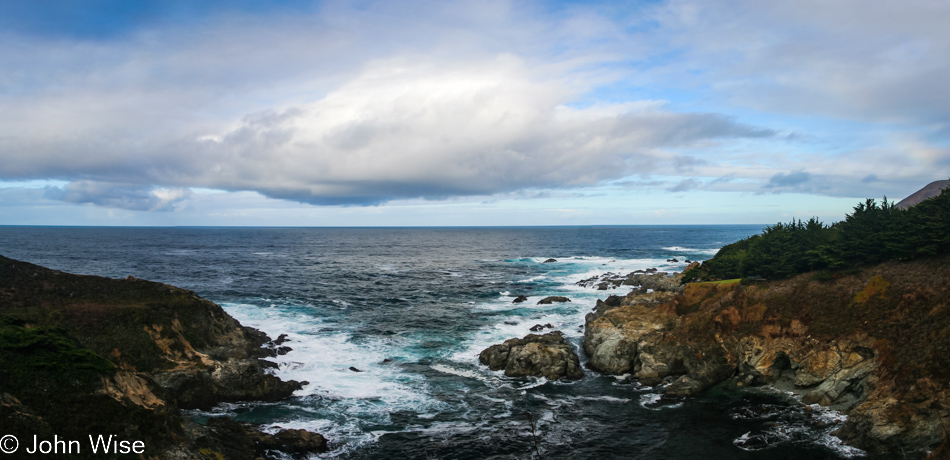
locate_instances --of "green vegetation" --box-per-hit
[683,186,950,282]
[696,279,741,285]
[0,315,114,387]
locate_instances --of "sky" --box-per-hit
[1,0,948,226]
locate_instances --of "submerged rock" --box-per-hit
[543,258,558,263]
[512,295,528,303]
[479,331,583,380]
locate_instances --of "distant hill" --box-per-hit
[896,179,950,209]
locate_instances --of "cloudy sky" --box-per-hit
[1,0,948,226]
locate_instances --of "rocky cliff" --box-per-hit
[584,257,950,455]
[0,254,326,459]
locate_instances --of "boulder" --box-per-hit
[543,258,558,263]
[537,296,571,305]
[479,332,583,380]
[512,295,528,303]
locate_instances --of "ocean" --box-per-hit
[0,226,866,459]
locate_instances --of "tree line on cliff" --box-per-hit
[684,186,950,282]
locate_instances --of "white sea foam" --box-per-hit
[569,395,631,403]
[638,393,683,411]
[515,378,548,390]
[430,364,489,381]
[219,301,446,455]
[661,246,720,255]
[737,386,867,457]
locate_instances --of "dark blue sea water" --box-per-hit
[0,226,866,459]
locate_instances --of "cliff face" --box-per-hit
[584,256,950,455]
[0,254,324,459]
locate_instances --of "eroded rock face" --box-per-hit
[479,331,583,380]
[583,294,678,375]
[836,378,950,453]
[582,263,950,456]
[583,274,682,377]
[585,287,882,403]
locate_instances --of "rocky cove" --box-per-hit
[3,232,949,458]
[0,254,327,459]
[481,257,950,457]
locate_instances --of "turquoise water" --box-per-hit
[0,226,865,458]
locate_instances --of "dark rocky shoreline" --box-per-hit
[580,260,950,456]
[0,254,326,459]
[480,257,950,457]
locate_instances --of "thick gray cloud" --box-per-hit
[44,181,192,211]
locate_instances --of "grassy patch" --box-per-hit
[696,279,741,285]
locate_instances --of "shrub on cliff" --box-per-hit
[690,185,950,281]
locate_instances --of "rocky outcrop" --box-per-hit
[576,272,627,290]
[479,331,583,380]
[582,258,950,455]
[0,254,324,459]
[194,417,328,460]
[512,295,528,303]
[583,290,679,377]
[623,272,684,293]
[577,269,690,292]
[537,296,571,305]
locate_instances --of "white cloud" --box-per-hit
[0,49,774,205]
[0,0,947,218]
[651,0,950,125]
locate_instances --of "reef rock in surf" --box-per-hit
[479,331,583,380]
